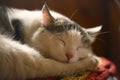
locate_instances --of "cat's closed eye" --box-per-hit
[58,38,66,46]
[76,46,81,51]
[76,45,83,51]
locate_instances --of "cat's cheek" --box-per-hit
[77,48,90,59]
[49,48,68,62]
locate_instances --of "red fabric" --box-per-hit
[86,57,117,80]
[30,57,117,80]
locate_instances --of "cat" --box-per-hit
[0,3,100,80]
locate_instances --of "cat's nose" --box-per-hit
[65,53,73,60]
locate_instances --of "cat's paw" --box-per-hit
[85,57,98,71]
[76,55,98,72]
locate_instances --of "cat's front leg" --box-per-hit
[0,35,45,80]
[35,54,98,77]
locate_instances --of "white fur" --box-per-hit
[8,9,96,63]
[86,26,102,33]
[0,8,98,79]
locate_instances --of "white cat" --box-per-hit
[0,3,100,80]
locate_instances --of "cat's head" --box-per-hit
[30,4,102,63]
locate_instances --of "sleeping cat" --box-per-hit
[0,3,100,80]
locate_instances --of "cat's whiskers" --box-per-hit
[70,9,79,19]
[93,31,110,42]
[95,38,105,42]
[90,32,110,42]
[97,31,110,36]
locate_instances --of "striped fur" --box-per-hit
[0,6,14,35]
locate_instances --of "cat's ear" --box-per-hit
[86,25,102,42]
[41,3,55,26]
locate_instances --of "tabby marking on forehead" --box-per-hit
[46,18,84,34]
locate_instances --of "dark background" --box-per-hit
[0,0,120,73]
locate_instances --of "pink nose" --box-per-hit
[66,53,73,60]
